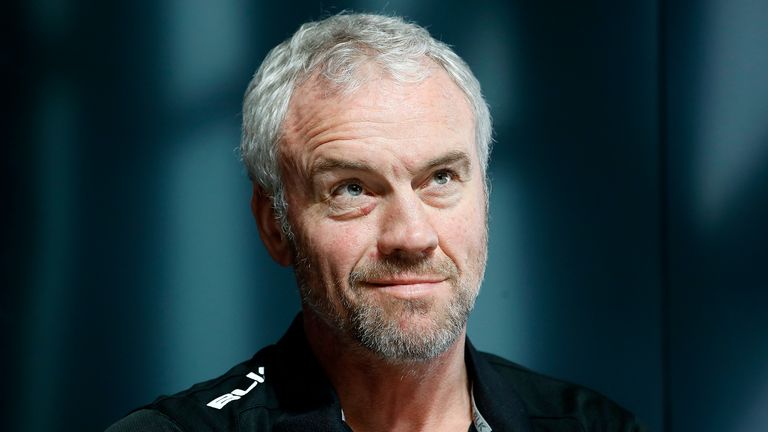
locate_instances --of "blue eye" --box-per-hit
[433,171,452,185]
[343,183,363,196]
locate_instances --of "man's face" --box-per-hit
[278,67,488,362]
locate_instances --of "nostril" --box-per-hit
[377,222,438,257]
[385,244,436,261]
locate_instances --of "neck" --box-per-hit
[303,309,472,432]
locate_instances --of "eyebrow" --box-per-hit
[309,150,472,179]
[419,150,472,175]
[309,159,375,179]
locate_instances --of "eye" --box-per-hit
[335,182,364,197]
[432,170,453,185]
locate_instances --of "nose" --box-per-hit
[377,191,439,259]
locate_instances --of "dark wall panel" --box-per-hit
[467,2,662,429]
[667,0,768,431]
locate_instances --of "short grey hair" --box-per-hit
[240,13,492,232]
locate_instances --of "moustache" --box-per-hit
[348,256,459,288]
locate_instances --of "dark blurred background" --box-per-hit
[4,1,767,431]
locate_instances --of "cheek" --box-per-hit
[309,221,376,276]
[444,214,484,249]
[438,195,487,263]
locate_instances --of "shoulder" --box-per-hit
[106,315,338,432]
[146,344,279,430]
[105,344,280,432]
[105,409,183,432]
[478,352,647,431]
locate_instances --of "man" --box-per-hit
[108,13,646,431]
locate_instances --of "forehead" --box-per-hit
[279,66,475,162]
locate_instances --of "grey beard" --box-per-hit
[295,250,479,363]
[344,279,476,362]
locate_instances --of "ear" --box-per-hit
[251,185,293,266]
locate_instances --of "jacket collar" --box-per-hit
[270,315,349,431]
[270,314,531,432]
[465,339,532,432]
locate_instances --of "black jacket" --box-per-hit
[107,315,646,431]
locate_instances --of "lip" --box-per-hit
[366,277,445,285]
[363,278,447,299]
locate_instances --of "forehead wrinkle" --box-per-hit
[309,157,375,180]
[280,68,476,179]
[283,90,381,155]
[284,69,469,139]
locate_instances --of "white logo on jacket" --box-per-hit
[206,367,265,409]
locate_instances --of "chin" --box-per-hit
[347,298,469,362]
